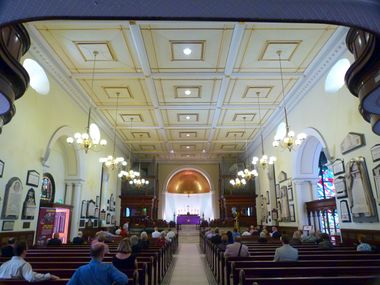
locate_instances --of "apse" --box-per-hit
[164,169,214,221]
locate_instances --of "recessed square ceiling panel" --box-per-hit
[131,132,151,139]
[141,24,232,72]
[176,86,201,98]
[179,131,197,139]
[180,144,196,151]
[163,109,213,126]
[169,129,208,140]
[76,42,115,61]
[103,87,133,99]
[140,145,156,151]
[120,113,144,123]
[244,86,272,99]
[155,79,219,104]
[234,24,336,72]
[177,113,199,122]
[225,131,245,138]
[170,41,205,61]
[233,113,256,122]
[259,41,300,61]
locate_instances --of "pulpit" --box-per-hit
[176,214,200,225]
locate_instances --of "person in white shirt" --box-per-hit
[151,227,161,238]
[0,241,59,282]
[166,228,176,240]
[273,235,299,262]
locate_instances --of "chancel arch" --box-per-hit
[162,167,215,221]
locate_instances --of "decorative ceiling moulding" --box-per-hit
[243,86,272,99]
[120,114,143,123]
[170,40,205,61]
[175,86,201,98]
[179,131,197,138]
[75,41,116,62]
[232,113,255,121]
[177,113,199,122]
[245,26,348,159]
[25,24,130,156]
[103,86,133,99]
[258,40,301,61]
[131,132,150,139]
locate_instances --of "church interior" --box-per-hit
[0,1,380,284]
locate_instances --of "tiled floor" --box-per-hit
[162,225,217,285]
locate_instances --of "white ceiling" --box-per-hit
[27,20,338,161]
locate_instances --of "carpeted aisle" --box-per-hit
[162,225,217,285]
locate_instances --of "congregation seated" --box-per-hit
[158,232,168,247]
[210,228,222,244]
[258,230,268,243]
[138,231,149,249]
[226,231,234,244]
[270,226,281,239]
[112,238,137,271]
[273,235,299,262]
[357,235,372,252]
[47,232,62,246]
[1,237,16,258]
[224,236,249,258]
[250,225,260,236]
[0,241,60,282]
[205,228,214,239]
[68,241,128,285]
[151,227,160,239]
[241,227,251,236]
[129,235,140,254]
[72,231,85,245]
[290,230,302,246]
[318,233,334,249]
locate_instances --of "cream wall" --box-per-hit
[0,56,126,239]
[157,163,220,220]
[252,51,380,232]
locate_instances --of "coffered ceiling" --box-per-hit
[27,20,338,161]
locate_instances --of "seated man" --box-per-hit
[273,235,298,262]
[318,233,334,249]
[210,228,222,244]
[357,235,372,252]
[0,241,59,282]
[151,227,161,239]
[73,231,85,245]
[47,232,62,246]
[224,236,249,257]
[68,242,128,285]
[270,226,281,239]
[166,228,176,240]
[1,237,16,258]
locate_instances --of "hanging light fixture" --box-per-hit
[129,134,149,189]
[99,92,127,168]
[66,51,107,153]
[252,92,276,168]
[236,117,258,180]
[118,117,140,180]
[272,50,306,151]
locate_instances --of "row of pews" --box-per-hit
[0,236,178,285]
[200,232,380,285]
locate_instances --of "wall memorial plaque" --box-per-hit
[1,177,23,219]
[371,144,380,162]
[340,200,351,222]
[22,188,36,220]
[373,164,380,204]
[340,132,365,155]
[332,159,345,175]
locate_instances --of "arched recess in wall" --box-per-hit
[292,128,332,226]
[161,167,215,221]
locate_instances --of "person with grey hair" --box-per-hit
[224,236,249,257]
[68,242,128,285]
[139,231,149,249]
[73,231,85,245]
[129,235,140,254]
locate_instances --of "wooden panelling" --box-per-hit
[0,231,35,248]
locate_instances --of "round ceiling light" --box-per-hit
[185,116,191,120]
[184,90,192,95]
[325,58,350,93]
[23,58,50,95]
[183,48,192,55]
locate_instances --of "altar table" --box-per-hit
[176,214,200,225]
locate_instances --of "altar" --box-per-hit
[176,214,200,225]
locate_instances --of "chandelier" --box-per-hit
[99,92,127,168]
[129,177,150,188]
[230,177,247,187]
[272,50,306,151]
[66,51,107,153]
[252,92,276,168]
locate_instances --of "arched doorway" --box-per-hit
[163,168,214,222]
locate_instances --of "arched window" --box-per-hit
[316,152,340,236]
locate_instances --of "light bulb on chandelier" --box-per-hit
[272,50,306,151]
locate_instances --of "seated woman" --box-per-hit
[290,230,302,246]
[138,231,149,249]
[112,238,137,271]
[357,235,372,252]
[258,230,268,243]
[130,235,140,254]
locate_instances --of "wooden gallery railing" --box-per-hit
[305,198,337,235]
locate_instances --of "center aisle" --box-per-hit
[162,225,217,285]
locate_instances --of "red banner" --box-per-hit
[36,207,56,246]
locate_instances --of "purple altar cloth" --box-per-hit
[177,215,200,225]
